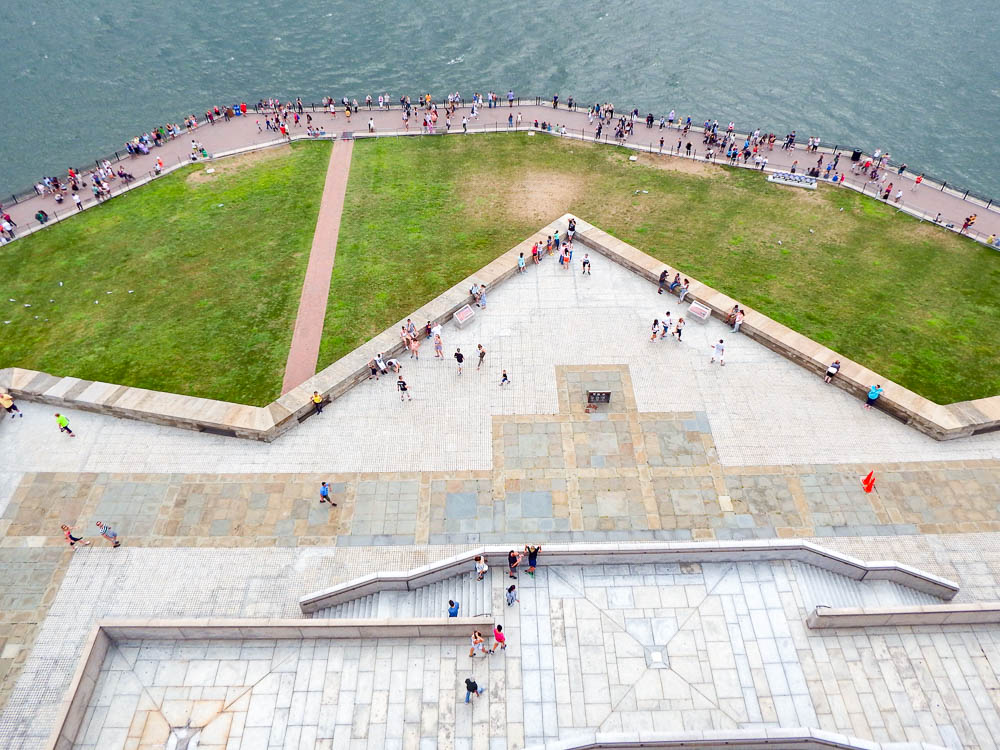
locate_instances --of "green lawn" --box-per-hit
[1,141,331,405]
[322,134,1000,404]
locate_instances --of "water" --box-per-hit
[2,0,998,198]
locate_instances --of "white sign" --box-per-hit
[687,301,712,322]
[453,305,476,328]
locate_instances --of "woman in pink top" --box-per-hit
[491,624,507,653]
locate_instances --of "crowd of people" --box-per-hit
[5,86,992,246]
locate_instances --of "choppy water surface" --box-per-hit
[2,0,998,196]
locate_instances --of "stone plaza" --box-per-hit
[3,221,1000,749]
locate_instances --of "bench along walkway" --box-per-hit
[3,99,999,247]
[281,138,354,393]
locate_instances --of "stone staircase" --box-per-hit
[313,569,493,619]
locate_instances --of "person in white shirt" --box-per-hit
[710,339,726,366]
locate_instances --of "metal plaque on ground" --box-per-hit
[587,391,612,404]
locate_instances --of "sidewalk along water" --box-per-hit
[4,105,998,253]
[0,0,996,196]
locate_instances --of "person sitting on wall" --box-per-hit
[668,273,682,294]
[469,282,482,304]
[724,304,740,326]
[35,210,49,224]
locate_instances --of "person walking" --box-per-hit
[650,319,660,342]
[507,549,521,578]
[660,312,672,340]
[95,521,121,547]
[710,339,726,366]
[61,524,91,550]
[524,544,541,576]
[469,630,487,657]
[448,599,460,617]
[490,624,507,653]
[464,677,484,702]
[0,391,23,418]
[477,344,486,371]
[319,481,338,506]
[500,370,510,387]
[506,584,519,606]
[54,413,75,437]
[672,317,685,341]
[434,334,444,358]
[824,360,841,384]
[397,376,412,402]
[865,384,884,410]
[454,348,464,375]
[581,253,591,274]
[311,391,324,415]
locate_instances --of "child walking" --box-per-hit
[61,524,91,550]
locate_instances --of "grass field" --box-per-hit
[322,133,1000,404]
[1,141,331,405]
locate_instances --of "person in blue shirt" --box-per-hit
[448,600,460,617]
[319,481,337,506]
[865,384,884,410]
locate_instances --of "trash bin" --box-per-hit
[851,148,862,162]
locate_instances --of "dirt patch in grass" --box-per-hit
[502,170,586,223]
[186,145,292,185]
[634,152,718,177]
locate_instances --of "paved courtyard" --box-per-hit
[12,551,1000,750]
[4,230,1000,748]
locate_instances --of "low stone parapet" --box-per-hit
[543,728,947,749]
[298,539,959,614]
[807,603,1000,629]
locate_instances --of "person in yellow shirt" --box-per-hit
[311,391,324,415]
[55,412,75,437]
[0,391,22,418]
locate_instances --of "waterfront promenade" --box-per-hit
[3,99,999,246]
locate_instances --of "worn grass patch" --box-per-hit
[322,134,1000,403]
[1,140,331,405]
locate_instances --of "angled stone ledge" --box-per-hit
[5,214,997,442]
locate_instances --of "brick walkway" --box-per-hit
[282,139,354,393]
[5,101,999,245]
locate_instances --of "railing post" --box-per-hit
[941,182,947,191]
